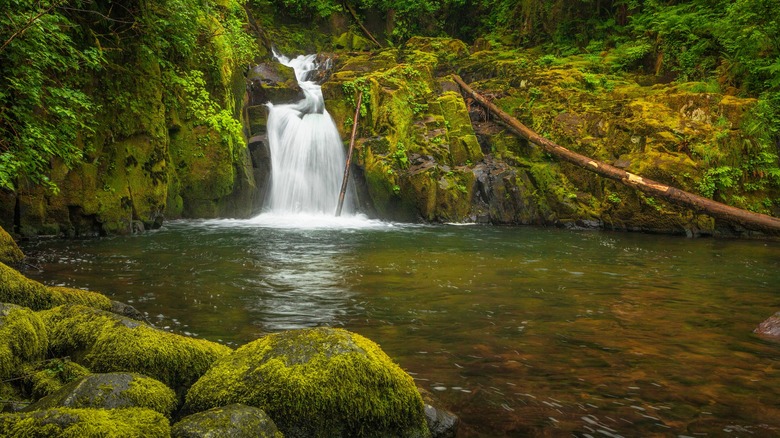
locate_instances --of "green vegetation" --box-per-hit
[185,327,430,437]
[0,407,170,437]
[42,304,232,391]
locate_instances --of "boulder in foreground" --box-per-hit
[185,327,430,437]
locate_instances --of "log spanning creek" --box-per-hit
[21,222,780,436]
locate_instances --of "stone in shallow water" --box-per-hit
[755,312,780,337]
[171,403,282,438]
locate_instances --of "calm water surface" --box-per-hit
[20,219,780,437]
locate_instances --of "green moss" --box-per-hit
[0,304,48,380]
[172,404,283,438]
[28,373,177,418]
[0,407,170,437]
[185,327,430,438]
[22,359,91,399]
[0,263,112,311]
[0,226,23,265]
[41,304,232,392]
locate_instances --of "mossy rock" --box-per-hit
[41,304,232,392]
[25,372,177,418]
[0,227,23,266]
[0,304,48,380]
[172,403,283,438]
[0,407,170,437]
[184,327,430,438]
[21,359,91,400]
[0,263,112,311]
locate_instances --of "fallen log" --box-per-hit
[452,74,780,234]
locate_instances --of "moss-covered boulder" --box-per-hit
[42,304,232,392]
[0,407,170,437]
[172,403,283,438]
[0,304,48,381]
[185,327,430,438]
[0,226,23,266]
[22,359,91,400]
[0,263,112,311]
[25,373,177,418]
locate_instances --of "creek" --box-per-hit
[18,52,780,436]
[20,222,780,436]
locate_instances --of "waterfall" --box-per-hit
[263,52,350,216]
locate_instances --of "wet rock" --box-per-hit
[172,404,282,438]
[755,312,780,337]
[184,327,429,438]
[0,407,169,437]
[25,372,177,418]
[420,388,459,438]
[110,300,145,321]
[247,62,303,106]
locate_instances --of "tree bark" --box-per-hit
[335,91,363,217]
[452,74,780,234]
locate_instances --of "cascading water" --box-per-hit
[263,52,351,216]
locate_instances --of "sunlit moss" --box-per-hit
[185,327,430,438]
[0,304,48,380]
[28,373,177,418]
[22,359,91,399]
[0,226,23,265]
[0,407,170,437]
[41,304,232,392]
[0,262,112,311]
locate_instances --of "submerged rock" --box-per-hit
[0,407,169,437]
[172,403,282,438]
[755,312,780,338]
[185,327,430,438]
[25,372,177,418]
[41,304,232,392]
[419,388,459,438]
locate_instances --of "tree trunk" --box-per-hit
[452,74,780,235]
[335,91,363,217]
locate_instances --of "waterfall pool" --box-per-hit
[20,221,780,436]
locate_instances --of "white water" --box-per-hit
[262,52,352,219]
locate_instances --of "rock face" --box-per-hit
[755,312,780,337]
[185,327,431,438]
[172,404,283,438]
[321,37,779,234]
[25,373,177,418]
[0,3,262,237]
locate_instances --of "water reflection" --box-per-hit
[19,224,780,437]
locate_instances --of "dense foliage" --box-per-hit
[1,0,778,204]
[0,0,254,192]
